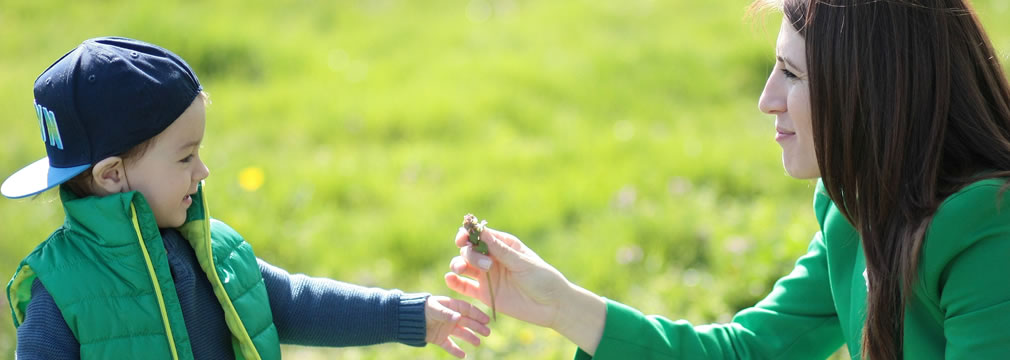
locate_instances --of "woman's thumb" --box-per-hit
[482,228,529,269]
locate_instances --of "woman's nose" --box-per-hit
[758,72,786,115]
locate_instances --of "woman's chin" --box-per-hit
[782,158,820,179]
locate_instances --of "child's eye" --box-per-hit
[781,69,799,80]
[180,155,194,163]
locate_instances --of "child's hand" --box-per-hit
[424,295,492,358]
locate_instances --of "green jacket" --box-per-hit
[576,178,1010,359]
[6,184,281,360]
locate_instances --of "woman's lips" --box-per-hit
[775,128,796,142]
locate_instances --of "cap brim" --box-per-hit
[1,157,90,199]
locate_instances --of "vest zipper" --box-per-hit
[130,204,180,360]
[196,189,262,360]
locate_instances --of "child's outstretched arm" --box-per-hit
[424,295,491,358]
[258,259,489,357]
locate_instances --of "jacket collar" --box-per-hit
[59,182,207,246]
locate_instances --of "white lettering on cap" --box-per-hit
[34,101,63,150]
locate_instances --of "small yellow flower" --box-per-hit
[519,328,535,345]
[238,167,265,192]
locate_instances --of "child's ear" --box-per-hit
[91,156,128,195]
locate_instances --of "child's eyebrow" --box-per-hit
[178,140,201,151]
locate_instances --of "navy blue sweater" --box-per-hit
[15,228,428,359]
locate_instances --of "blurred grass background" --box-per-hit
[1,0,1008,359]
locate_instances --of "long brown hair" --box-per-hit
[759,0,1010,358]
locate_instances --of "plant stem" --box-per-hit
[486,272,496,321]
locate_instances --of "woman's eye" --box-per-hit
[781,68,798,79]
[181,155,193,163]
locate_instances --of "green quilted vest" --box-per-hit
[6,183,281,360]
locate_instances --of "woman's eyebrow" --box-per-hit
[777,55,803,73]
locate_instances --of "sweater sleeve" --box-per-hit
[15,278,80,360]
[575,231,843,359]
[258,258,428,348]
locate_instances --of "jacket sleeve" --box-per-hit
[575,231,843,359]
[922,182,1010,358]
[938,232,1010,358]
[257,258,428,347]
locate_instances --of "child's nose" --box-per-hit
[195,159,210,181]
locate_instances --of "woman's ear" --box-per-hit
[91,156,128,195]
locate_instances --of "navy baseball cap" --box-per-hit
[1,37,202,199]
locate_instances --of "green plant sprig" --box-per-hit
[462,214,495,320]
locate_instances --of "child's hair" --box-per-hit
[60,91,210,198]
[60,140,153,197]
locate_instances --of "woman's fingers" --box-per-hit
[455,225,541,274]
[454,227,471,247]
[480,228,535,269]
[450,256,482,278]
[444,272,485,301]
[457,225,525,254]
[460,245,494,271]
[485,228,523,250]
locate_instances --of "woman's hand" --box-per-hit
[424,295,491,358]
[445,227,570,327]
[444,227,607,353]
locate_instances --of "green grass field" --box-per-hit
[1,0,1008,358]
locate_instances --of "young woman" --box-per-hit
[446,0,1010,358]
